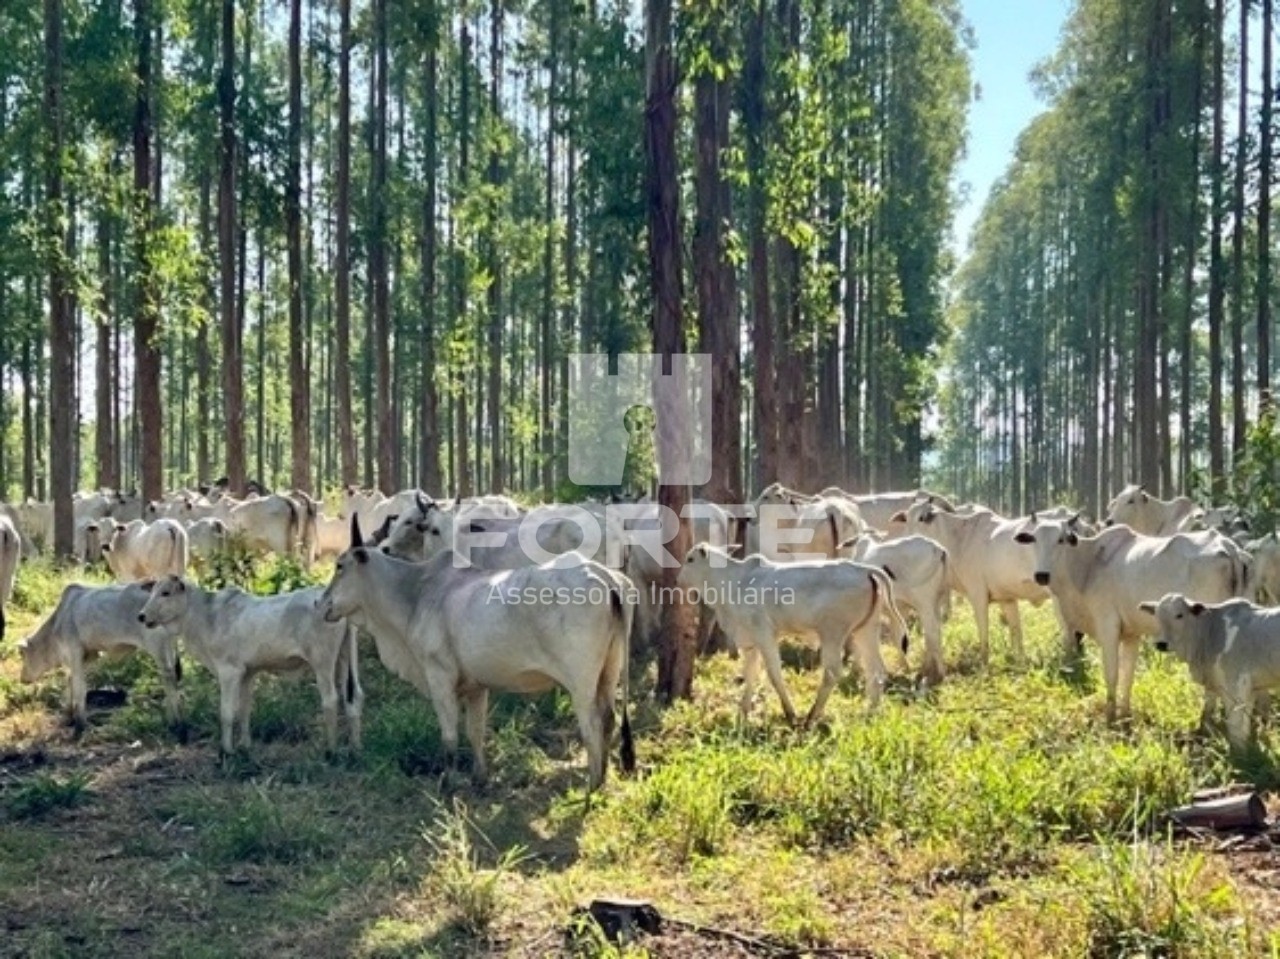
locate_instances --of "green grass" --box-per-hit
[0,563,1277,957]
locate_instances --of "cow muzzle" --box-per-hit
[1034,572,1050,586]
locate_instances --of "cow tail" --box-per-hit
[826,506,840,558]
[343,626,359,706]
[174,649,183,684]
[869,567,910,654]
[938,546,953,620]
[610,585,636,775]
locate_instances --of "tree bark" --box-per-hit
[1260,0,1273,410]
[335,0,357,489]
[45,0,74,556]
[1210,0,1227,486]
[486,0,504,493]
[372,0,394,494]
[646,0,696,702]
[287,0,311,492]
[134,0,162,503]
[419,0,442,495]
[219,0,245,495]
[96,158,117,492]
[1230,0,1248,460]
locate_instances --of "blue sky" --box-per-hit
[953,0,1073,255]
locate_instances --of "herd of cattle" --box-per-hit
[1,480,1279,790]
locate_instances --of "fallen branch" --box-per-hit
[1169,792,1268,831]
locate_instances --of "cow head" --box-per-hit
[320,545,373,623]
[139,576,189,629]
[1139,593,1206,654]
[1012,519,1076,586]
[16,616,59,683]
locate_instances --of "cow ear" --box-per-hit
[175,578,186,592]
[1013,531,1035,544]
[1138,601,1156,615]
[889,510,907,524]
[350,513,363,548]
[353,547,370,564]
[138,579,155,591]
[1189,602,1205,616]
[921,508,935,524]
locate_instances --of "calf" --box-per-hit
[103,519,189,583]
[678,543,908,726]
[1105,484,1201,536]
[318,520,633,791]
[18,582,182,732]
[1140,593,1280,748]
[841,533,950,685]
[140,578,362,756]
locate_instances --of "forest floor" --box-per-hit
[1,557,1280,958]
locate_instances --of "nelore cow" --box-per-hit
[140,577,362,756]
[840,532,950,685]
[102,518,189,583]
[1104,484,1202,536]
[318,517,633,791]
[0,514,20,644]
[1014,518,1250,721]
[892,500,1071,664]
[18,582,182,733]
[1140,593,1280,748]
[678,543,908,726]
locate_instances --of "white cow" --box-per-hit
[1140,592,1280,748]
[1104,484,1202,536]
[18,582,182,732]
[102,519,189,582]
[893,500,1057,664]
[212,493,310,563]
[1014,518,1248,720]
[0,514,20,644]
[140,577,362,756]
[845,490,958,535]
[186,517,230,562]
[749,486,865,560]
[1246,533,1280,603]
[318,529,633,791]
[841,532,951,685]
[678,543,908,726]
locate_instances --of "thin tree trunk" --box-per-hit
[96,158,117,492]
[646,0,696,702]
[1180,0,1206,488]
[419,1,441,495]
[45,0,74,555]
[486,0,504,493]
[1260,0,1273,409]
[455,11,473,497]
[219,0,245,494]
[744,0,777,485]
[1211,0,1228,485]
[1231,0,1249,460]
[287,0,311,492]
[134,0,162,503]
[540,0,558,496]
[335,0,357,488]
[372,0,394,493]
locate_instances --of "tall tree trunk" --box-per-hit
[1260,0,1274,410]
[455,11,473,497]
[45,0,74,556]
[744,0,777,486]
[219,0,245,494]
[372,0,394,494]
[646,0,696,702]
[1180,0,1206,489]
[419,1,441,495]
[335,0,357,489]
[693,26,740,504]
[196,169,213,484]
[1211,0,1228,486]
[134,0,162,503]
[486,0,504,493]
[1231,0,1249,460]
[287,0,311,492]
[96,159,117,492]
[540,0,558,496]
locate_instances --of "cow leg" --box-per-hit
[1225,684,1253,751]
[849,623,888,710]
[423,668,462,770]
[237,672,256,749]
[756,640,799,725]
[155,640,183,734]
[919,603,945,687]
[339,633,364,753]
[66,648,87,734]
[1054,601,1080,659]
[312,656,341,755]
[573,691,608,791]
[462,688,490,784]
[999,601,1025,663]
[803,635,846,729]
[970,593,991,666]
[737,646,762,722]
[1116,637,1140,719]
[1098,631,1121,722]
[1198,689,1222,732]
[217,671,241,756]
